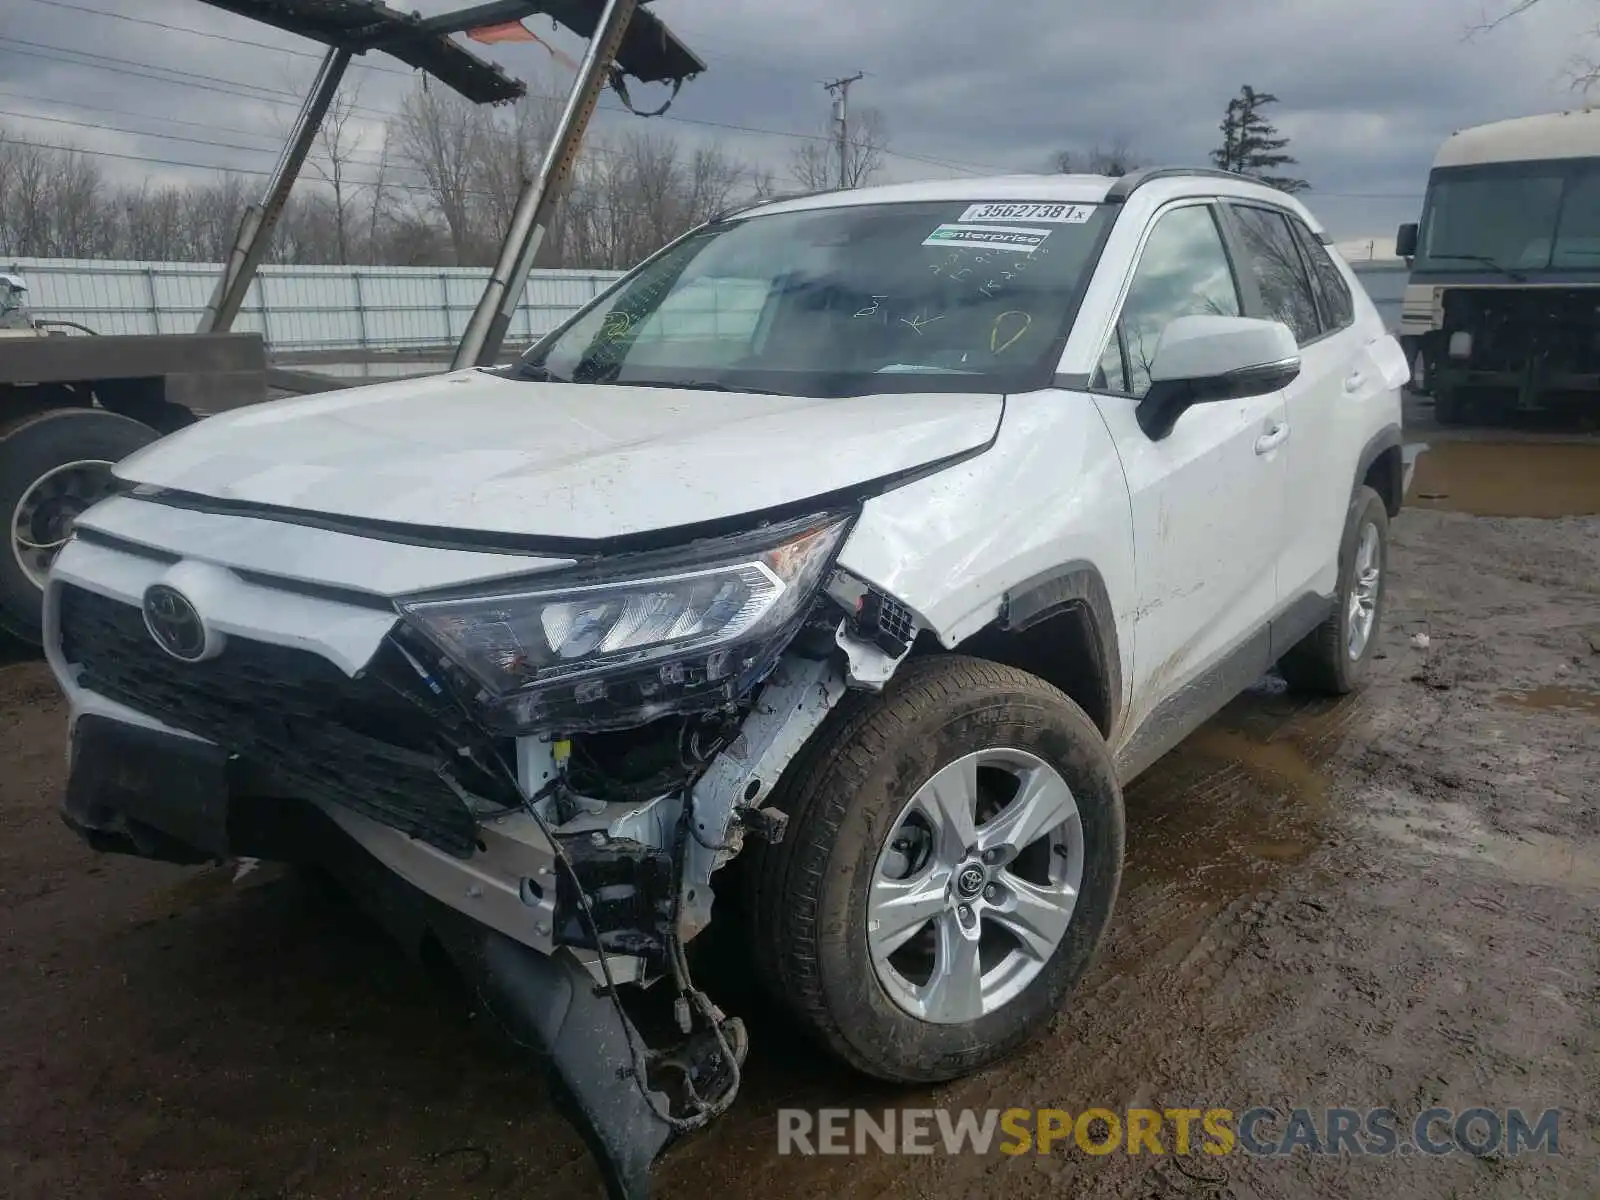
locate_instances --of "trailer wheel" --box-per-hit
[0,408,157,643]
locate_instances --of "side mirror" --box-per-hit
[1395,222,1418,259]
[1136,314,1300,441]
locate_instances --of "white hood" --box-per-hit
[114,370,1002,541]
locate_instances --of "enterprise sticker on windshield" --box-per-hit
[923,223,1049,253]
[957,202,1096,224]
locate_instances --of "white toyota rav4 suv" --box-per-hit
[47,168,1409,1196]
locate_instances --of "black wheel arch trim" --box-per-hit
[1355,423,1404,516]
[994,560,1124,739]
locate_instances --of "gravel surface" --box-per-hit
[2,421,1596,1200]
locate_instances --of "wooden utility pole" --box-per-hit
[823,72,865,188]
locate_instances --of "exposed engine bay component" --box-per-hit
[304,807,712,1200]
[677,653,847,940]
[551,830,676,964]
[825,567,919,689]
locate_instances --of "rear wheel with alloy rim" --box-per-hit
[1279,484,1390,695]
[746,655,1124,1083]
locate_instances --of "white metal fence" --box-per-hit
[5,257,625,355]
[6,255,1409,357]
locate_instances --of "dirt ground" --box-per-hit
[2,398,1596,1200]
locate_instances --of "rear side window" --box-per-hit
[1289,220,1355,332]
[1227,204,1322,345]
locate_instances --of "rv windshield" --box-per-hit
[517,200,1113,397]
[1416,160,1600,274]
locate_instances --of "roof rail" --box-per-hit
[706,187,837,224]
[1104,166,1252,203]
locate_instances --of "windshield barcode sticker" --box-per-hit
[922,223,1049,253]
[957,202,1096,224]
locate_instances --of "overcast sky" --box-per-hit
[2,0,1597,243]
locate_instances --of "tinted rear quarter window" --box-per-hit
[1289,219,1355,331]
[1228,204,1322,344]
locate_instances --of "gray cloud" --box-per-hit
[1,0,1595,238]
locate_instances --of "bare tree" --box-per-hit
[306,80,368,264]
[120,184,186,261]
[49,149,112,257]
[0,119,775,268]
[745,166,783,202]
[472,92,567,264]
[0,136,54,256]
[790,107,889,190]
[364,127,395,265]
[395,85,487,263]
[179,173,252,261]
[1055,136,1147,177]
[1471,1,1600,89]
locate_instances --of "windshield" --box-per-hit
[1416,160,1600,274]
[519,199,1114,397]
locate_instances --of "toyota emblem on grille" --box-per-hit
[142,584,209,662]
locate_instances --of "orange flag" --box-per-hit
[466,19,580,70]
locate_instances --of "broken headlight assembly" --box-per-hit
[396,513,851,735]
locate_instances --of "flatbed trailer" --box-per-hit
[0,0,701,644]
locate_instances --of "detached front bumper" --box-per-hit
[45,540,714,1198]
[59,698,689,1197]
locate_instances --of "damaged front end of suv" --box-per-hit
[47,502,919,1199]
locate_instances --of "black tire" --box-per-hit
[0,407,158,643]
[745,654,1124,1083]
[1279,485,1390,696]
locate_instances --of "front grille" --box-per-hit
[59,585,482,858]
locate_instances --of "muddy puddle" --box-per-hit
[1497,684,1600,718]
[1408,438,1600,517]
[1365,794,1600,891]
[1107,678,1366,972]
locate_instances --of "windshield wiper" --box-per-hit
[622,378,785,395]
[1430,253,1528,282]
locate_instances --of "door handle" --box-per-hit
[1343,371,1366,393]
[1254,422,1290,455]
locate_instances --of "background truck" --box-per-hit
[0,275,266,641]
[1396,107,1600,424]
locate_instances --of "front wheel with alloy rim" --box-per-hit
[1278,484,1390,695]
[745,655,1124,1083]
[0,407,158,643]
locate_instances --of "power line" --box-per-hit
[0,107,298,159]
[0,134,282,176]
[0,134,479,200]
[16,0,1407,189]
[5,38,1005,182]
[0,99,436,177]
[0,88,290,145]
[0,125,783,201]
[0,38,402,123]
[0,35,308,102]
[18,0,411,76]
